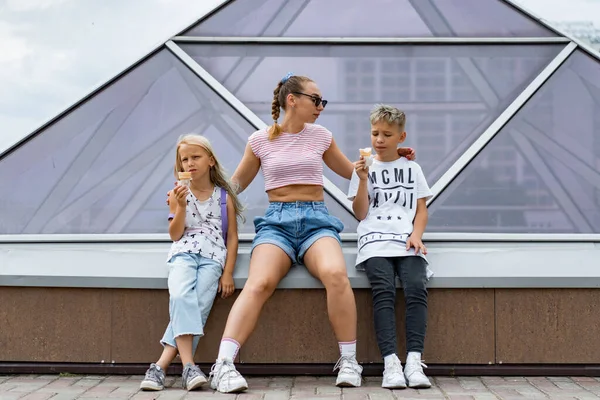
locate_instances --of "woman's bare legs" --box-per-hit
[303,237,357,342]
[221,244,292,345]
[303,237,362,387]
[211,244,292,393]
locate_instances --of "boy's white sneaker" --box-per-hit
[404,353,432,389]
[382,354,407,389]
[334,355,363,387]
[209,358,248,393]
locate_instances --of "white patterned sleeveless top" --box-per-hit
[167,186,226,268]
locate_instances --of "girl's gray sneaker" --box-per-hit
[182,363,208,391]
[140,363,165,391]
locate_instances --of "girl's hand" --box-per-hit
[354,157,369,181]
[166,182,177,205]
[218,273,235,298]
[173,184,188,208]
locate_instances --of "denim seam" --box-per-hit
[298,230,342,261]
[252,238,295,261]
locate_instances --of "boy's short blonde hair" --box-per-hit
[369,104,406,131]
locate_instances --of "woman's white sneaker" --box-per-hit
[209,358,248,393]
[334,355,363,387]
[382,354,407,389]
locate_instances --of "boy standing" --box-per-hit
[348,104,432,390]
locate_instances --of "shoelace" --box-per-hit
[405,360,428,378]
[386,359,403,375]
[146,365,162,382]
[185,365,203,381]
[209,360,240,387]
[333,355,360,374]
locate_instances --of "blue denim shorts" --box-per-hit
[252,201,344,264]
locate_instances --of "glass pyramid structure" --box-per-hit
[1,0,599,239]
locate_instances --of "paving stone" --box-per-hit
[367,392,396,400]
[263,392,293,400]
[235,394,265,400]
[19,393,56,400]
[341,393,369,400]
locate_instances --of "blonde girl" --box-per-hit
[140,134,243,392]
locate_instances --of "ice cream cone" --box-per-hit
[359,147,373,169]
[178,171,192,187]
[359,147,372,158]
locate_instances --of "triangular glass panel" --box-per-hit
[0,49,357,234]
[428,50,600,233]
[183,0,556,37]
[180,43,563,192]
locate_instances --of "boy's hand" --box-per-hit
[398,147,415,161]
[354,157,369,180]
[173,184,188,208]
[406,236,427,255]
[218,272,235,298]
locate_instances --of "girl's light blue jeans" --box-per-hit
[160,252,222,353]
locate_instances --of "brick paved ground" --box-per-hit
[1,374,600,399]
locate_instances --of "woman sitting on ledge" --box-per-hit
[208,73,415,393]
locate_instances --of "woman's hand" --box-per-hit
[398,147,415,160]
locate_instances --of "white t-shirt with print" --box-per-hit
[347,157,433,269]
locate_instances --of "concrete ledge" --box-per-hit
[1,242,600,289]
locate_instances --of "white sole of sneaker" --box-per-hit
[139,382,164,391]
[383,383,407,389]
[336,378,362,388]
[218,382,248,393]
[186,376,208,391]
[408,383,432,389]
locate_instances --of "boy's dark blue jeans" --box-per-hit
[363,256,429,358]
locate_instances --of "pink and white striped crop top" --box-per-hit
[248,123,333,192]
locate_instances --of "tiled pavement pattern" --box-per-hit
[1,374,600,399]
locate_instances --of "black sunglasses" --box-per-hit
[292,92,328,108]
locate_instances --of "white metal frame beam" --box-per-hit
[1,232,599,244]
[242,102,487,113]
[173,36,570,44]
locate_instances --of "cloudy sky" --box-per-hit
[1,0,599,153]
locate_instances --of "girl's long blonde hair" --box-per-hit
[174,134,245,223]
